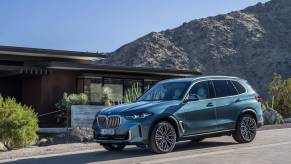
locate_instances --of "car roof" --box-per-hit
[160,76,245,83]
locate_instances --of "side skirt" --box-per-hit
[178,129,234,141]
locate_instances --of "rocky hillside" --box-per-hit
[101,0,291,97]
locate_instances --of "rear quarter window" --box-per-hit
[212,80,238,97]
[231,80,246,94]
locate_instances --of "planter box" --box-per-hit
[71,105,106,128]
[284,118,291,123]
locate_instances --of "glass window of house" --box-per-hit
[89,78,103,103]
[144,80,158,92]
[77,79,84,93]
[83,79,91,97]
[124,79,143,93]
[104,78,123,102]
[81,78,103,103]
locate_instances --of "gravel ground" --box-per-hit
[1,123,291,161]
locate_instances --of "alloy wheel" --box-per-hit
[240,117,256,142]
[155,122,176,152]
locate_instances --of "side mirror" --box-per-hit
[184,94,199,102]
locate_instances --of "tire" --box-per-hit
[149,121,177,154]
[232,114,257,143]
[191,138,204,143]
[102,144,126,151]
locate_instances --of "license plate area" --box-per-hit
[100,129,115,135]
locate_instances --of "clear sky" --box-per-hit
[0,0,269,53]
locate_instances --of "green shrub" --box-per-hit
[269,73,291,118]
[263,108,284,125]
[56,92,88,111]
[0,96,38,149]
[55,93,89,125]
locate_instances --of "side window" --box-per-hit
[188,81,211,100]
[212,80,238,98]
[231,80,246,94]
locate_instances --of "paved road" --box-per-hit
[3,128,291,164]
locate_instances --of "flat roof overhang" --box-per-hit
[42,61,201,77]
[0,45,106,61]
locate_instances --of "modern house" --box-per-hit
[0,45,201,127]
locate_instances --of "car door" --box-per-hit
[179,80,217,136]
[212,80,240,130]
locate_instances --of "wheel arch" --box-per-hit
[235,108,258,128]
[148,115,182,141]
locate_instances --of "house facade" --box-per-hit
[0,45,201,127]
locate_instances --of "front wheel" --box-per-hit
[149,121,177,154]
[102,144,126,151]
[232,114,257,143]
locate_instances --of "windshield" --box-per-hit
[138,81,191,101]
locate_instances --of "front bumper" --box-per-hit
[92,119,151,145]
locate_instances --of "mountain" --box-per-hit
[101,0,291,97]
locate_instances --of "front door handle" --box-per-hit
[206,102,214,107]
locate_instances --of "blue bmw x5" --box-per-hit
[92,76,264,153]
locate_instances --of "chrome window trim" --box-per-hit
[182,78,248,103]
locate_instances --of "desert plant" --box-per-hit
[0,96,38,149]
[269,73,291,117]
[263,108,284,125]
[123,83,142,103]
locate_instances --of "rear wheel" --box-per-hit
[149,121,177,153]
[232,114,257,143]
[102,144,126,151]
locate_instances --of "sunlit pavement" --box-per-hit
[2,128,291,164]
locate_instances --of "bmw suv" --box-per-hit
[92,76,264,153]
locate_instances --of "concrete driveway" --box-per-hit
[2,128,291,164]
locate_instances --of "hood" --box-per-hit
[100,100,181,115]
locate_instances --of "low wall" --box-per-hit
[71,105,106,128]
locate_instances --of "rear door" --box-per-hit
[211,80,240,130]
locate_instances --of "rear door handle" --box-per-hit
[206,102,214,107]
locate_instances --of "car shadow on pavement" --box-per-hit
[5,141,236,164]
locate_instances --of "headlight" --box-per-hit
[124,113,152,120]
